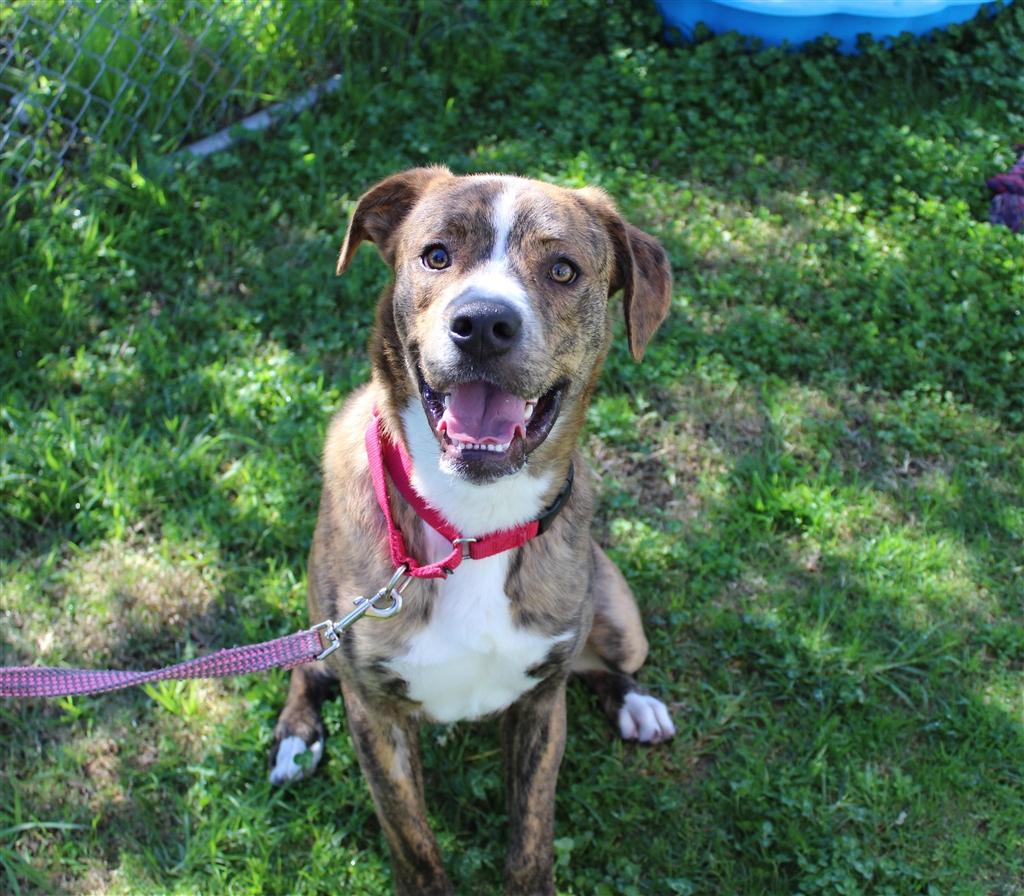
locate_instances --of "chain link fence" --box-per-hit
[1,0,352,189]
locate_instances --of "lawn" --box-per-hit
[1,1,1022,893]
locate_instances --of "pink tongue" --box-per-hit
[438,381,528,445]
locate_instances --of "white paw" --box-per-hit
[269,735,324,785]
[617,692,675,743]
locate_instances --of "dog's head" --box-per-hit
[339,167,671,485]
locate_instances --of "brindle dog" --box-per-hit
[269,167,675,895]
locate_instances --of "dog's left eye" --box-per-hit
[549,261,577,284]
[423,247,451,270]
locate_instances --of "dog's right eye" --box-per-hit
[423,247,450,270]
[549,260,577,284]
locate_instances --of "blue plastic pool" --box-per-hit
[654,0,1004,53]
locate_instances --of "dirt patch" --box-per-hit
[588,377,765,525]
[4,538,224,670]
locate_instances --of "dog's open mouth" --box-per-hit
[419,372,565,477]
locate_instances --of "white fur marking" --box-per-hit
[400,401,554,535]
[455,259,535,321]
[618,693,675,743]
[388,544,572,723]
[269,735,324,785]
[471,184,537,323]
[490,185,519,264]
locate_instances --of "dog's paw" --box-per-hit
[617,692,675,743]
[269,735,324,785]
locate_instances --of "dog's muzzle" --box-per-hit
[418,368,566,481]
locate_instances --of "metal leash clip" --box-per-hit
[314,565,411,660]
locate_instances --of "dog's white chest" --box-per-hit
[386,544,560,723]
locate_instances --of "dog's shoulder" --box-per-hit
[322,383,374,481]
[311,384,397,608]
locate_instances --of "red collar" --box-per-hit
[364,410,573,579]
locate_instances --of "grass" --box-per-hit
[1,0,462,181]
[1,0,1023,893]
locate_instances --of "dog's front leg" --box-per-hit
[341,681,452,896]
[502,679,568,896]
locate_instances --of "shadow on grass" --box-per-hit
[583,358,1022,889]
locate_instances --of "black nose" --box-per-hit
[448,298,522,359]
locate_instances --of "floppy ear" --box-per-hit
[337,166,451,274]
[579,188,672,362]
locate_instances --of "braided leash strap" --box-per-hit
[0,628,324,698]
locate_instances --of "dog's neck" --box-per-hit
[398,400,557,537]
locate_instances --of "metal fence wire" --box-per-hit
[1,0,348,189]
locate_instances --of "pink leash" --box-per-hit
[1,411,574,700]
[0,629,324,698]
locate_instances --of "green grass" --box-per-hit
[2,0,1023,893]
[1,0,470,180]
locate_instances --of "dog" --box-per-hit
[268,167,675,895]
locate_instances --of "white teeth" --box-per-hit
[448,440,510,453]
[524,402,535,421]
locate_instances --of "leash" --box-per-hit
[0,567,408,698]
[0,411,574,699]
[0,630,326,699]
